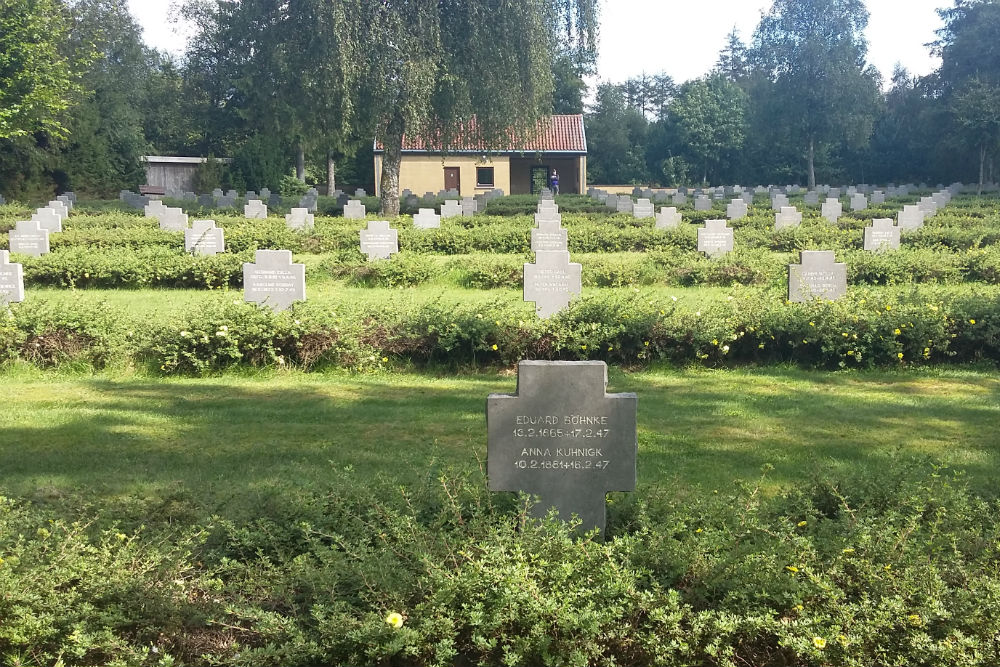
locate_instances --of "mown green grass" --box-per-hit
[3,365,998,522]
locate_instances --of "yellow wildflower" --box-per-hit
[813,637,827,649]
[969,319,976,325]
[786,565,799,573]
[385,612,404,629]
[491,344,498,351]
[797,520,807,527]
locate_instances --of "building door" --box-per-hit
[530,166,549,194]
[444,167,460,193]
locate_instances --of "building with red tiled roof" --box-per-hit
[373,114,587,197]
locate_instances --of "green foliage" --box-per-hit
[670,75,747,184]
[279,174,309,199]
[3,466,1000,665]
[230,135,288,192]
[191,157,227,194]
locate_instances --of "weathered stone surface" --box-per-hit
[863,218,900,253]
[9,220,50,257]
[531,218,569,253]
[821,198,843,223]
[898,205,925,230]
[632,198,655,219]
[243,250,306,312]
[359,220,399,261]
[413,208,441,230]
[185,220,225,256]
[775,206,802,230]
[0,250,25,305]
[524,251,582,318]
[343,200,366,220]
[441,200,462,220]
[655,207,681,229]
[285,208,315,231]
[697,219,734,258]
[244,199,268,219]
[487,360,637,537]
[788,250,847,302]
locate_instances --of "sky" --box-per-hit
[128,0,946,85]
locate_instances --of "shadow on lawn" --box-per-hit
[1,369,998,515]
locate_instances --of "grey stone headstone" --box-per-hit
[355,188,367,198]
[299,195,318,213]
[672,192,687,206]
[259,188,271,200]
[145,200,167,219]
[159,207,189,232]
[243,249,306,312]
[788,250,847,302]
[775,206,802,230]
[531,218,569,253]
[285,208,315,231]
[0,194,5,205]
[268,193,282,209]
[741,192,753,205]
[846,186,858,196]
[30,208,63,233]
[898,205,925,230]
[0,250,25,305]
[605,194,619,210]
[538,199,559,215]
[804,191,819,205]
[863,218,900,253]
[771,194,790,210]
[185,220,225,256]
[216,196,236,209]
[487,360,637,537]
[9,220,50,257]
[343,200,366,220]
[244,199,268,219]
[850,194,868,211]
[821,198,843,223]
[413,208,441,230]
[871,191,885,205]
[441,200,462,220]
[359,220,399,261]
[632,198,654,219]
[828,188,841,199]
[726,199,748,220]
[694,196,712,211]
[198,194,216,208]
[697,219,734,258]
[918,197,938,217]
[446,188,460,199]
[244,191,258,201]
[47,200,69,218]
[616,198,633,214]
[655,207,681,229]
[212,189,224,198]
[461,197,477,216]
[535,206,561,225]
[524,251,582,318]
[226,189,238,198]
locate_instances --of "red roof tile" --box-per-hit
[376,115,587,154]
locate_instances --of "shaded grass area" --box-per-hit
[2,365,998,522]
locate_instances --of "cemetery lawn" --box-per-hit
[3,364,998,522]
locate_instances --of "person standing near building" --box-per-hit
[550,169,559,195]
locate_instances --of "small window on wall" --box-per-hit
[476,167,495,188]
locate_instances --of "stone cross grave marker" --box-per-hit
[828,188,841,199]
[918,197,938,217]
[898,205,925,230]
[259,188,271,201]
[198,194,215,208]
[604,194,619,210]
[160,207,189,232]
[771,193,790,210]
[9,220,50,257]
[440,200,462,220]
[616,198,633,214]
[413,208,441,230]
[185,220,225,256]
[47,200,69,219]
[656,207,681,229]
[804,191,819,205]
[244,199,268,219]
[299,194,318,213]
[727,199,748,220]
[632,198,655,219]
[697,219,734,258]
[145,200,167,219]
[285,208,315,231]
[775,206,802,230]
[216,195,236,209]
[243,250,306,312]
[355,188,367,198]
[872,191,885,205]
[31,208,63,233]
[212,188,224,198]
[821,198,842,223]
[524,251,582,318]
[360,220,399,261]
[850,193,868,211]
[0,250,24,305]
[487,360,637,537]
[863,218,900,253]
[694,195,712,211]
[741,191,753,205]
[672,192,687,206]
[788,250,847,302]
[245,191,258,201]
[461,197,477,216]
[343,200,366,220]
[531,217,568,254]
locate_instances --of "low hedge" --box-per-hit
[3,286,997,372]
[2,464,1000,666]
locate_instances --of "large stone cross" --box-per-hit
[530,218,568,253]
[788,250,847,302]
[359,220,399,261]
[863,218,900,253]
[524,251,582,318]
[697,219,734,258]
[487,361,637,536]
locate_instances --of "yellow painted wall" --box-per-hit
[374,154,511,198]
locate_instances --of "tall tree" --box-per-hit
[0,0,82,139]
[585,82,650,185]
[751,0,880,188]
[715,27,750,83]
[669,76,748,184]
[357,0,600,216]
